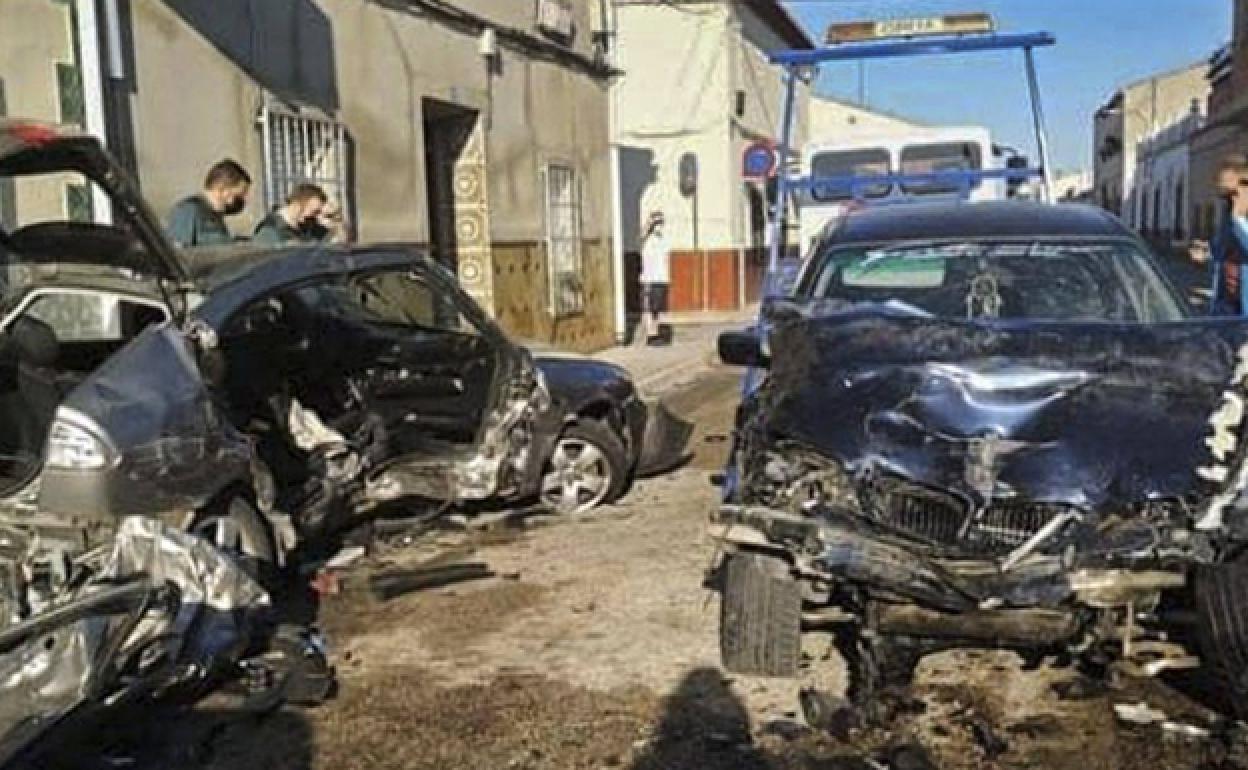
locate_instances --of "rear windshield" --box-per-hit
[804,239,1185,323]
[810,148,891,202]
[899,142,983,195]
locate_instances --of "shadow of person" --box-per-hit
[631,667,773,770]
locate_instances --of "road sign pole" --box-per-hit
[1024,46,1056,203]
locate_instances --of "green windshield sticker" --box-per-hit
[843,256,946,288]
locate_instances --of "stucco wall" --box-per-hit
[614,0,809,253]
[122,0,613,347]
[0,0,80,226]
[808,97,922,142]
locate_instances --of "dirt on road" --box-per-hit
[23,367,1248,770]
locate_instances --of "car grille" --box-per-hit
[873,484,1071,555]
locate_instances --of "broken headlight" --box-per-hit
[45,409,117,471]
[748,443,860,516]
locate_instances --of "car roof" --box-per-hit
[826,201,1132,247]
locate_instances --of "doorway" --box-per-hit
[421,98,494,311]
[422,99,478,272]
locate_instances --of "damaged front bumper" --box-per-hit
[711,503,1198,672]
[636,398,693,477]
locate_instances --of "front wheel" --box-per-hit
[720,551,801,676]
[540,420,628,515]
[1193,559,1248,716]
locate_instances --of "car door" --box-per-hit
[194,249,542,504]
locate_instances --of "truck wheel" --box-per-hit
[720,551,801,676]
[1193,559,1248,716]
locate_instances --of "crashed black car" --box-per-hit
[713,200,1248,713]
[0,120,685,759]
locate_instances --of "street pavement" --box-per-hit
[595,319,751,396]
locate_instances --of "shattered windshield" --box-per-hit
[804,239,1185,322]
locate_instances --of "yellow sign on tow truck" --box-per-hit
[826,13,997,44]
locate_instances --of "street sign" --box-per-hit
[826,13,996,45]
[742,141,777,180]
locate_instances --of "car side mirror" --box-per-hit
[718,330,769,368]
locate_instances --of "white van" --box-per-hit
[797,126,1003,256]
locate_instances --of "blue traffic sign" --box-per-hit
[742,141,777,180]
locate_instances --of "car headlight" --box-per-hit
[46,409,116,471]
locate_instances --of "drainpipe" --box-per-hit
[75,0,112,224]
[607,1,627,344]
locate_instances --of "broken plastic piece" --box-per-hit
[368,563,495,601]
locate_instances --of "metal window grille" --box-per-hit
[544,164,584,316]
[259,100,350,224]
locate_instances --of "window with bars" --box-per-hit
[544,164,584,316]
[260,101,350,227]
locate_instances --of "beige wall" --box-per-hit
[0,0,81,227]
[129,1,268,235]
[129,0,610,244]
[614,0,810,252]
[119,0,613,348]
[1113,62,1208,220]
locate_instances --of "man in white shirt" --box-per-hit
[640,210,672,345]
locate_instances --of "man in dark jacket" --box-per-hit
[253,182,344,245]
[166,159,251,248]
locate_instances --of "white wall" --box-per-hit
[614,0,810,252]
[808,97,923,142]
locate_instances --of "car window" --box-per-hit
[21,291,167,342]
[301,269,479,336]
[806,239,1185,323]
[810,148,891,202]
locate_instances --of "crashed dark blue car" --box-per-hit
[713,200,1248,714]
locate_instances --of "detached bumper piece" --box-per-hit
[636,399,693,477]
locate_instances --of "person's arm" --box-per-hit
[166,200,198,248]
[252,220,282,246]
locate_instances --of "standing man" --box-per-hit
[253,183,346,245]
[1211,153,1248,315]
[167,159,252,249]
[639,210,672,346]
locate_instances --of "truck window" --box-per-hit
[900,142,983,195]
[810,148,891,202]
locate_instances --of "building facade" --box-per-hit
[1134,111,1204,242]
[3,0,619,351]
[613,0,812,316]
[807,95,924,141]
[1191,0,1248,240]
[1093,61,1209,225]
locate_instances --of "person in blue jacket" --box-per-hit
[1212,153,1248,316]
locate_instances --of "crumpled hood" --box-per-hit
[763,310,1248,510]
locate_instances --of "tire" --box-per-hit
[540,419,628,514]
[1193,559,1248,715]
[190,489,279,582]
[720,551,801,676]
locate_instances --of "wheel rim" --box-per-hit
[541,437,612,514]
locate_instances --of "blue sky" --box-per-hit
[782,0,1231,172]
